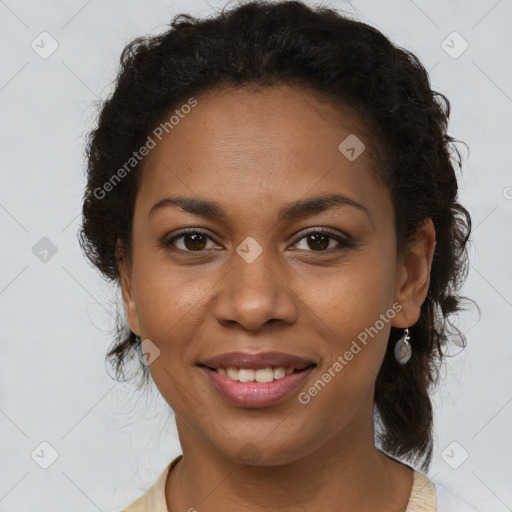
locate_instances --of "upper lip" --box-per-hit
[199,351,317,370]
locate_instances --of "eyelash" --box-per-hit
[160,227,356,254]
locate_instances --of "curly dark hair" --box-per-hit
[79,0,472,471]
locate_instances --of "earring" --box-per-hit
[394,328,412,365]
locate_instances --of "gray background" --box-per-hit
[1,0,511,510]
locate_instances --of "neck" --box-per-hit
[166,404,414,511]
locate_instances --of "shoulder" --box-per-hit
[120,455,183,512]
[407,470,479,512]
[435,483,479,512]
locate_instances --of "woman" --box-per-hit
[79,1,476,510]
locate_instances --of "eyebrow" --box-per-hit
[148,193,370,222]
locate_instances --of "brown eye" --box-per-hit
[293,230,354,252]
[162,228,355,254]
[164,230,217,252]
[304,233,330,251]
[180,233,208,251]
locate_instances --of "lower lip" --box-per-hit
[199,366,315,408]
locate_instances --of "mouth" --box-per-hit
[197,350,317,382]
[197,351,318,408]
[198,364,316,383]
[198,364,316,408]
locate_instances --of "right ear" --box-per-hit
[115,238,140,336]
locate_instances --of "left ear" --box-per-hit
[392,218,436,329]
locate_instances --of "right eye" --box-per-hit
[162,229,220,252]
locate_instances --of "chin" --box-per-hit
[216,437,309,467]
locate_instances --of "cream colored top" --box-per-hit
[121,454,443,512]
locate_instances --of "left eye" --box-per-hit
[293,231,349,252]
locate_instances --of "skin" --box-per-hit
[117,84,436,511]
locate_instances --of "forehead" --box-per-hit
[137,84,389,222]
[145,83,372,162]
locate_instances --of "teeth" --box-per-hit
[227,368,239,380]
[216,366,298,382]
[273,367,286,379]
[256,368,274,383]
[238,369,255,382]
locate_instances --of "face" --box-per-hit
[118,84,434,465]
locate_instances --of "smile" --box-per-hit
[209,365,307,382]
[199,364,316,408]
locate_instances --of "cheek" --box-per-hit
[314,255,396,332]
[132,265,206,408]
[130,263,219,409]
[308,252,396,378]
[297,278,393,429]
[131,241,209,336]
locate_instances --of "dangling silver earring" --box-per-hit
[394,328,412,365]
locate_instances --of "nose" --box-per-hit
[213,244,298,332]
